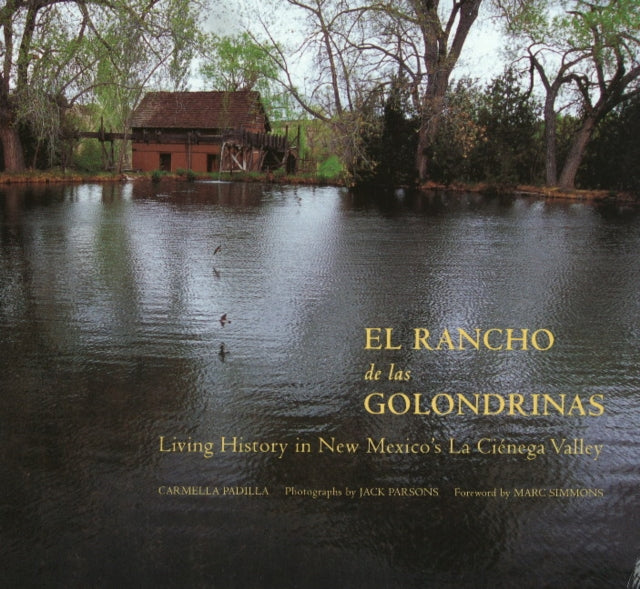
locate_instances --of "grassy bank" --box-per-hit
[0,169,122,185]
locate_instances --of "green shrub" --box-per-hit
[317,155,343,179]
[73,138,104,172]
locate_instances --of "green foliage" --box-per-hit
[276,118,340,172]
[200,32,278,92]
[428,71,545,187]
[199,32,296,122]
[90,0,201,170]
[72,139,105,173]
[317,155,343,180]
[503,0,551,40]
[357,80,419,188]
[270,120,310,159]
[469,69,543,185]
[429,79,485,184]
[175,168,197,181]
[497,0,640,188]
[579,97,640,193]
[0,0,203,172]
[297,124,310,160]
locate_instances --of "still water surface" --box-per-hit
[1,181,639,588]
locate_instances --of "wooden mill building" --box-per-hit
[129,91,293,173]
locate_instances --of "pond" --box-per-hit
[1,180,639,588]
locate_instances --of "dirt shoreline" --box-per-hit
[419,180,638,205]
[0,170,637,204]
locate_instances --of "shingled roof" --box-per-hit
[130,91,270,132]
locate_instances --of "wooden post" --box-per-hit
[187,131,192,170]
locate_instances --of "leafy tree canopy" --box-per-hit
[0,0,205,171]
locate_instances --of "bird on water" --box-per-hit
[212,245,222,276]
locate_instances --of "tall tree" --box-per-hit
[253,0,484,183]
[247,0,393,182]
[397,0,484,181]
[0,0,203,172]
[498,0,640,189]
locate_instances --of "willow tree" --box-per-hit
[498,0,640,189]
[0,0,203,173]
[200,32,278,93]
[90,1,201,172]
[198,32,297,121]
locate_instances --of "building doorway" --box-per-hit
[207,154,218,173]
[159,153,171,171]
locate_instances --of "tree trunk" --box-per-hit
[414,0,481,182]
[558,115,597,190]
[0,123,25,172]
[543,95,558,186]
[416,87,447,182]
[416,120,434,183]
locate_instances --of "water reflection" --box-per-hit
[1,181,639,588]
